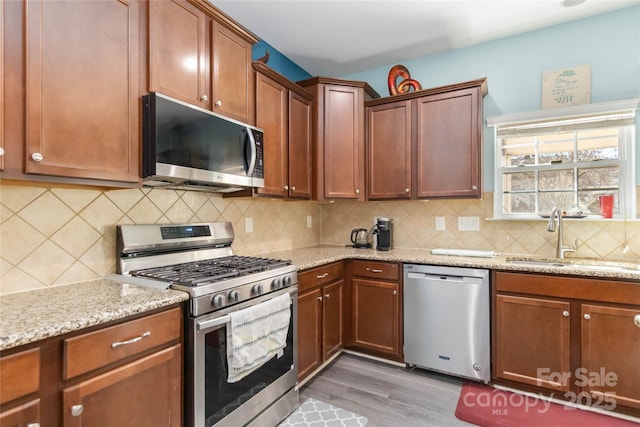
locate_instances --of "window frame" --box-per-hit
[488,99,638,220]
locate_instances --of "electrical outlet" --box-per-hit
[245,217,253,233]
[458,216,480,231]
[306,215,312,228]
[435,216,446,231]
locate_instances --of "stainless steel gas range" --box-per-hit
[112,222,298,427]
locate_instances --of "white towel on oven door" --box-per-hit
[226,293,291,383]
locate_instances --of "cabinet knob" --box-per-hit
[0,147,4,156]
[201,94,208,102]
[291,186,296,191]
[393,290,397,296]
[584,313,591,320]
[31,152,43,162]
[283,185,289,190]
[405,188,410,193]
[324,293,330,299]
[317,296,322,301]
[355,189,360,194]
[215,100,222,108]
[71,404,84,417]
[562,310,569,317]
[634,314,640,328]
[472,185,478,191]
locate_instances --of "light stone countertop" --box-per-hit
[259,245,640,281]
[0,279,188,351]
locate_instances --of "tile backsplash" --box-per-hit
[1,182,638,294]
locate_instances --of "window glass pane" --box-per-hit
[537,133,575,164]
[578,167,619,189]
[579,191,619,215]
[539,192,574,214]
[503,171,535,192]
[577,129,619,161]
[503,193,535,213]
[501,136,535,166]
[539,169,574,191]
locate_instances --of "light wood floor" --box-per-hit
[299,352,476,427]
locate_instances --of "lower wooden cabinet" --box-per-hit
[493,271,640,416]
[297,262,344,381]
[347,261,402,361]
[0,305,183,427]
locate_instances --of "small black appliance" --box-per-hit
[376,217,393,251]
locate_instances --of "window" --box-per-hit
[488,99,637,219]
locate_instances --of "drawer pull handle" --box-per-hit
[316,273,329,279]
[111,331,151,349]
[71,404,84,417]
[366,268,383,273]
[634,314,640,328]
[26,424,40,427]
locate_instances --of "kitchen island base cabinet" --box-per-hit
[0,400,40,427]
[348,261,402,361]
[62,345,181,427]
[493,271,640,416]
[297,262,344,381]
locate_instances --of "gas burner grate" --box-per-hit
[130,255,291,286]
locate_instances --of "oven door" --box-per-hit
[187,286,298,427]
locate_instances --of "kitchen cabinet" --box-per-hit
[297,77,379,201]
[0,348,41,426]
[148,0,258,124]
[0,305,183,427]
[0,0,4,172]
[23,0,140,183]
[347,260,402,361]
[253,63,313,199]
[365,79,487,200]
[297,262,344,381]
[493,271,640,415]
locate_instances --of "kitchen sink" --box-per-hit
[505,256,640,273]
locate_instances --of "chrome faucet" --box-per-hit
[547,207,575,259]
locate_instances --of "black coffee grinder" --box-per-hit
[375,217,393,251]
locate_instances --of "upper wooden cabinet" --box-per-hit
[366,79,487,200]
[148,0,258,124]
[254,63,313,199]
[298,77,379,201]
[22,0,140,182]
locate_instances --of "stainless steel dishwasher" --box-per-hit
[403,264,490,382]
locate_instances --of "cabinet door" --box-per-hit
[255,72,287,197]
[415,87,482,198]
[63,344,181,427]
[581,304,640,409]
[211,21,254,124]
[367,100,412,200]
[297,288,323,381]
[323,85,364,200]
[288,90,313,199]
[0,399,40,427]
[351,278,399,357]
[149,0,208,109]
[322,280,343,360]
[494,295,571,392]
[25,0,139,182]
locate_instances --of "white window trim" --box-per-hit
[487,98,638,220]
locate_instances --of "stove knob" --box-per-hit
[283,276,292,287]
[252,284,263,296]
[228,290,240,302]
[212,294,225,308]
[271,278,282,290]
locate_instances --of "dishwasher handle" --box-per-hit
[406,272,482,283]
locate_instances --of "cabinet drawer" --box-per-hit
[298,262,344,292]
[352,260,399,281]
[0,348,40,404]
[63,307,181,380]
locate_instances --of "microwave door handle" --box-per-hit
[245,127,257,177]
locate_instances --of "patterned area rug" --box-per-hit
[279,398,368,427]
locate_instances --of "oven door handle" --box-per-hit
[197,315,230,332]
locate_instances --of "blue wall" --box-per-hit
[342,6,640,189]
[252,40,312,82]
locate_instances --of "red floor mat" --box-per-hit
[455,382,639,426]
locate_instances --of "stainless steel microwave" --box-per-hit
[142,92,264,192]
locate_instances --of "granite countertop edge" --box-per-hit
[0,279,189,352]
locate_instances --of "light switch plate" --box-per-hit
[435,216,446,230]
[458,216,480,231]
[306,216,312,228]
[245,217,253,233]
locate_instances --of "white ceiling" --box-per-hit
[211,0,639,77]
